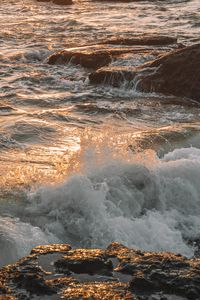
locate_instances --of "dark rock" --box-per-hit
[89,43,200,103]
[130,274,156,292]
[53,0,72,4]
[37,0,73,5]
[89,66,137,86]
[13,272,55,295]
[138,43,200,101]
[48,50,112,69]
[104,35,177,46]
[55,249,113,275]
[1,242,200,299]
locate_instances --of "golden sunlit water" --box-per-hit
[0,0,200,266]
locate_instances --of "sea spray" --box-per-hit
[0,216,59,266]
[24,147,200,256]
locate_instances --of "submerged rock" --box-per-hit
[138,43,200,101]
[48,50,112,69]
[0,242,200,299]
[37,0,73,5]
[104,35,177,46]
[89,66,137,86]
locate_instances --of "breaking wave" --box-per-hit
[1,147,200,266]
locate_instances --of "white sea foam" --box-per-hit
[6,49,51,63]
[19,147,200,258]
[1,147,200,267]
[0,217,59,266]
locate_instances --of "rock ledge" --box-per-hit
[0,242,200,299]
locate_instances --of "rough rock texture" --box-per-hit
[37,0,73,5]
[0,242,200,299]
[48,50,112,69]
[89,66,137,86]
[138,43,200,101]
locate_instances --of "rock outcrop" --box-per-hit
[89,43,200,102]
[37,0,73,5]
[103,35,177,46]
[48,50,112,69]
[47,35,179,70]
[0,242,200,299]
[138,43,200,101]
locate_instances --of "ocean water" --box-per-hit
[0,0,200,266]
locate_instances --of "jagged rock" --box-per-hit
[37,0,73,5]
[138,43,200,101]
[1,242,200,299]
[48,50,112,69]
[89,66,137,87]
[107,243,200,299]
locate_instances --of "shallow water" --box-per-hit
[0,0,200,266]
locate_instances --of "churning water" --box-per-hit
[0,0,200,266]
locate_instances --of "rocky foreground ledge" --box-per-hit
[0,243,200,300]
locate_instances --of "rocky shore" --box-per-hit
[0,242,199,299]
[47,36,200,103]
[89,43,200,102]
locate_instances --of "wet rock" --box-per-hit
[54,249,113,275]
[52,0,72,4]
[37,0,73,5]
[104,35,177,46]
[61,282,134,299]
[107,243,199,298]
[13,271,56,295]
[1,242,200,299]
[138,43,200,101]
[48,50,112,69]
[30,243,71,255]
[89,66,137,86]
[94,0,147,2]
[0,296,17,300]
